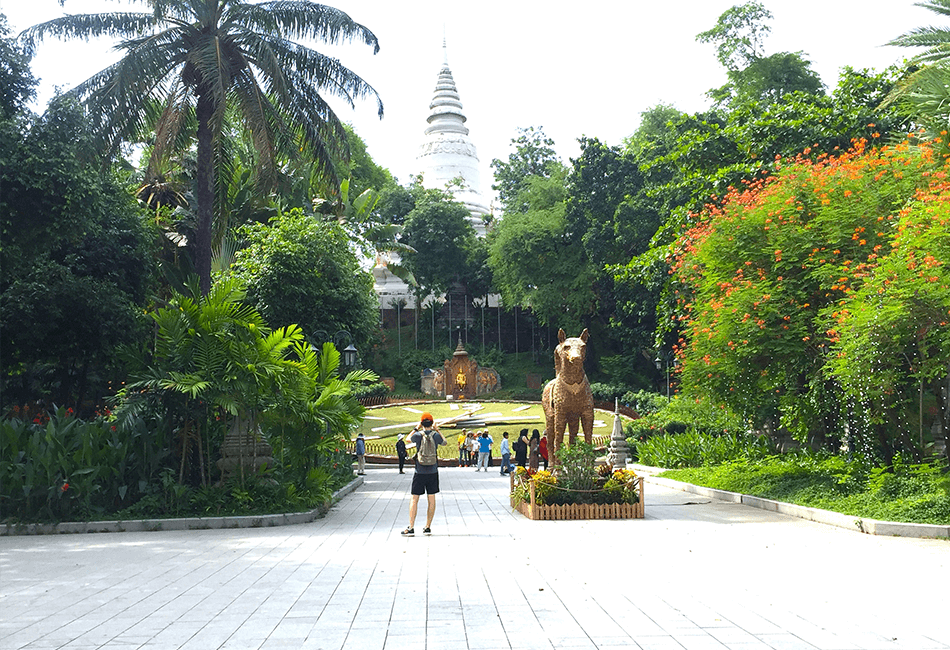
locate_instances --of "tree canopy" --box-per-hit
[19,0,383,295]
[230,210,380,352]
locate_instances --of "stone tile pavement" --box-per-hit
[1,464,949,650]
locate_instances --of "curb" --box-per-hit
[638,469,950,540]
[0,476,364,537]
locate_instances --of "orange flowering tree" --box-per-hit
[670,138,944,455]
[830,171,950,455]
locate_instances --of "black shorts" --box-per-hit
[410,471,440,495]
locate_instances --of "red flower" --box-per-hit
[61,483,69,492]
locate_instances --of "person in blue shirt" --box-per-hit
[476,431,493,472]
[499,432,511,475]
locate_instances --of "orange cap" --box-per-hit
[420,412,434,423]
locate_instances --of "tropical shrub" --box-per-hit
[351,382,390,399]
[0,407,168,522]
[635,429,776,469]
[590,382,635,403]
[621,390,668,417]
[624,396,747,440]
[669,138,948,459]
[114,279,375,490]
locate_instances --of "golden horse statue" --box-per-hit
[541,329,594,467]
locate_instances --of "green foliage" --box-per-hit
[589,382,634,403]
[20,0,383,294]
[886,1,950,143]
[554,442,599,493]
[0,97,157,412]
[670,139,944,456]
[487,170,596,331]
[662,455,950,525]
[621,390,669,417]
[635,430,775,469]
[400,186,481,297]
[490,126,561,215]
[830,172,950,445]
[697,2,822,107]
[115,466,341,520]
[0,408,169,522]
[231,209,380,352]
[696,1,772,71]
[350,382,390,399]
[0,14,36,120]
[624,396,748,440]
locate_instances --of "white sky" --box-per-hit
[0,0,933,206]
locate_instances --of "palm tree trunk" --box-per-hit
[195,91,215,296]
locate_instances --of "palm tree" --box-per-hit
[887,1,950,137]
[20,0,383,295]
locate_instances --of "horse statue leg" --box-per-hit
[581,409,594,445]
[567,417,579,446]
[553,411,566,467]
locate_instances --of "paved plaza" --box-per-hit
[1,464,949,650]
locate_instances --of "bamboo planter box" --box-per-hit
[511,475,645,521]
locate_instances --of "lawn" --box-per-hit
[353,401,624,458]
[660,458,950,526]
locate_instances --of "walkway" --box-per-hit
[1,465,948,650]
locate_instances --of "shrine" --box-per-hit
[421,337,500,399]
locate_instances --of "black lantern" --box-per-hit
[343,343,358,369]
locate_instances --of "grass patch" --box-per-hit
[660,456,950,526]
[356,401,623,458]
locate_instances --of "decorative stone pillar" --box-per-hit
[606,398,630,470]
[217,418,274,483]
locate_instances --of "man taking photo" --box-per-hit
[401,412,445,536]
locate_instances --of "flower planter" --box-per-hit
[510,475,644,520]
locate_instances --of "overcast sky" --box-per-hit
[1,0,933,206]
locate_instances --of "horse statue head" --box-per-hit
[553,328,589,381]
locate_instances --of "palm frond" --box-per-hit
[233,2,380,54]
[17,12,156,55]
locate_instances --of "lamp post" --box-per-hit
[311,329,358,374]
[654,351,674,401]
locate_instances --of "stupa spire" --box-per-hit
[417,37,490,234]
[425,44,468,137]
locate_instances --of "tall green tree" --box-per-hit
[1,98,156,413]
[0,14,34,120]
[20,0,383,295]
[490,126,560,215]
[488,171,595,332]
[230,209,380,352]
[400,186,480,297]
[698,2,823,108]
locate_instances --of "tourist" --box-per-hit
[458,429,468,466]
[539,433,549,470]
[499,432,511,475]
[529,429,541,472]
[396,434,408,474]
[401,412,445,536]
[355,432,366,475]
[476,430,493,472]
[468,432,479,467]
[515,428,529,467]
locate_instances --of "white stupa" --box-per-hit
[373,40,493,308]
[416,40,491,236]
